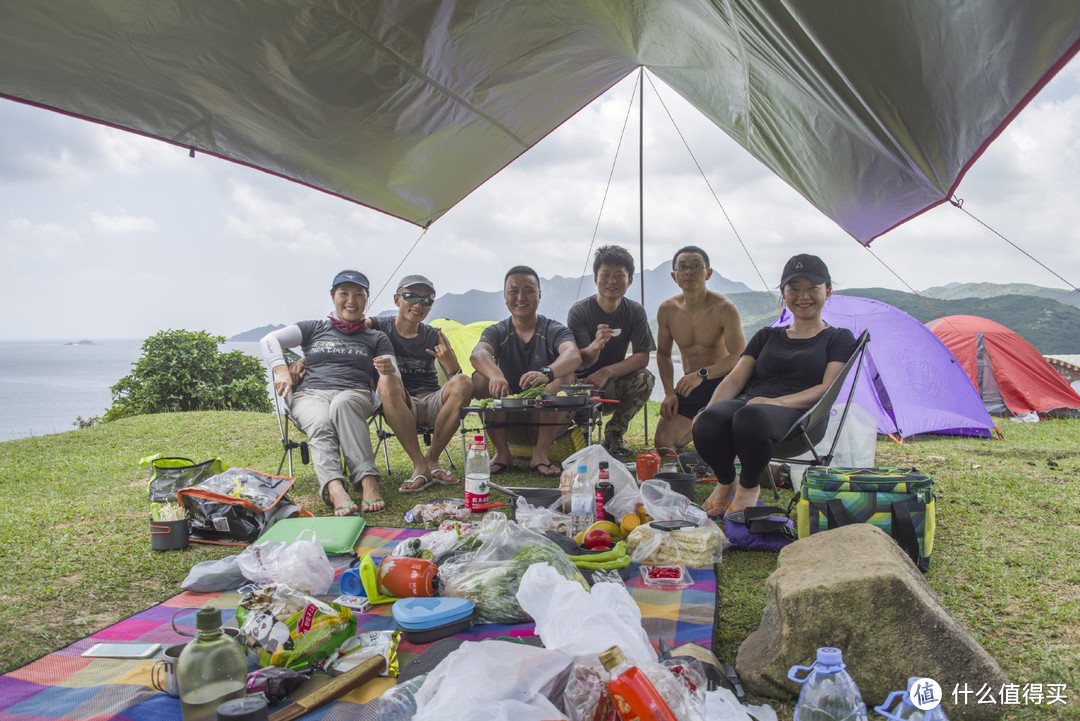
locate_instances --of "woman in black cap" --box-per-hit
[691,254,857,517]
[260,270,395,514]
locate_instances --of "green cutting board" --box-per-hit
[257,516,366,555]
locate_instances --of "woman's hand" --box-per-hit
[373,355,396,375]
[746,396,787,407]
[272,365,293,397]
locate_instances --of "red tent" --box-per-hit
[926,315,1080,416]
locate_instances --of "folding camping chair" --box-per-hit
[274,391,309,477]
[763,330,871,498]
[372,409,456,475]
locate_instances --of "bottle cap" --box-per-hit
[598,645,625,671]
[473,434,484,442]
[195,605,223,632]
[599,461,608,469]
[216,696,269,721]
[815,647,844,671]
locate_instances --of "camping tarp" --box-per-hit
[927,315,1080,416]
[771,295,995,438]
[1,2,1078,243]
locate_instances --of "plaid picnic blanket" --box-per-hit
[0,527,717,720]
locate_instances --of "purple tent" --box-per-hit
[771,295,995,438]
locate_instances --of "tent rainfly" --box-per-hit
[771,295,996,438]
[927,316,1080,416]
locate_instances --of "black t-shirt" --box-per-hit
[566,295,657,378]
[368,316,441,395]
[739,325,858,400]
[479,315,576,394]
[294,320,394,392]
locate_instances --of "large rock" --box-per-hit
[736,524,1007,721]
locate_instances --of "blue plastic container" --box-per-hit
[392,597,475,643]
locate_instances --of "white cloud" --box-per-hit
[90,212,159,234]
[2,218,83,258]
[224,183,338,256]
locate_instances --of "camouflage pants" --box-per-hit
[598,367,655,442]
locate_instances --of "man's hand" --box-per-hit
[660,391,679,420]
[373,356,396,375]
[590,324,615,349]
[425,330,459,373]
[272,366,293,397]
[519,370,549,391]
[488,375,510,399]
[584,366,612,389]
[288,358,306,387]
[674,372,704,397]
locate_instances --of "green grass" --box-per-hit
[1,406,1078,719]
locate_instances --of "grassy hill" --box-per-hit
[923,282,1080,310]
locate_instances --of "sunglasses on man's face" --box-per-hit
[400,293,434,307]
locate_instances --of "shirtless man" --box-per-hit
[471,266,581,477]
[654,245,745,454]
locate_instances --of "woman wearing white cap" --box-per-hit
[260,270,395,514]
[692,254,857,517]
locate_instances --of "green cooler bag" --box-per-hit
[796,467,935,572]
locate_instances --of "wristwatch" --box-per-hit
[698,367,709,379]
[540,366,555,381]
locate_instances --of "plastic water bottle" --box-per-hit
[875,678,950,720]
[570,463,593,535]
[177,606,247,721]
[464,434,490,511]
[787,647,868,721]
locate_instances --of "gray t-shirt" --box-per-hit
[369,316,441,395]
[567,295,656,378]
[294,320,394,392]
[479,315,576,394]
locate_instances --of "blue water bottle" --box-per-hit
[787,647,869,721]
[875,677,949,720]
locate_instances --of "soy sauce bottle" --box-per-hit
[594,461,615,523]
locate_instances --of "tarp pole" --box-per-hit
[639,67,649,448]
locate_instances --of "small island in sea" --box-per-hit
[64,340,96,346]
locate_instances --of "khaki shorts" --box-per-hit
[410,389,445,427]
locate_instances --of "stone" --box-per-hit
[735,524,1007,721]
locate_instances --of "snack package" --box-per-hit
[625,524,723,568]
[236,584,357,670]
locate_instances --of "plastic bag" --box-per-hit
[517,562,654,663]
[177,467,301,544]
[514,494,574,534]
[372,673,428,720]
[236,529,334,595]
[627,481,724,566]
[181,554,246,592]
[437,512,587,624]
[704,687,778,721]
[560,444,640,519]
[412,639,573,721]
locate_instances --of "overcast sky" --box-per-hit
[2,62,1079,341]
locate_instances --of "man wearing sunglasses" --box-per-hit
[654,245,745,456]
[368,275,473,492]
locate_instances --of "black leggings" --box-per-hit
[691,399,803,488]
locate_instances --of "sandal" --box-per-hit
[530,462,561,478]
[489,461,514,475]
[360,497,385,513]
[701,497,731,518]
[399,474,434,493]
[333,501,359,517]
[430,467,458,485]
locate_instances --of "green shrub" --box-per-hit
[105,329,272,421]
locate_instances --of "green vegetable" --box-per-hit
[570,554,632,571]
[512,382,547,400]
[569,541,628,565]
[477,398,496,409]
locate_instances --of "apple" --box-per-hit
[583,529,612,549]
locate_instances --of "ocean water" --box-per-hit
[0,340,261,442]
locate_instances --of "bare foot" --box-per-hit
[359,475,385,513]
[729,484,761,515]
[324,479,358,516]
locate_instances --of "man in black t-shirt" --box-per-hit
[369,274,473,492]
[566,245,655,458]
[471,266,581,478]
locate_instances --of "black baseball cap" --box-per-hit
[780,254,830,288]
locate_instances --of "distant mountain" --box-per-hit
[922,282,1080,310]
[428,263,752,324]
[228,324,285,342]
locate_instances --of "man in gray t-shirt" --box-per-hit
[369,274,473,491]
[566,245,656,458]
[471,266,581,478]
